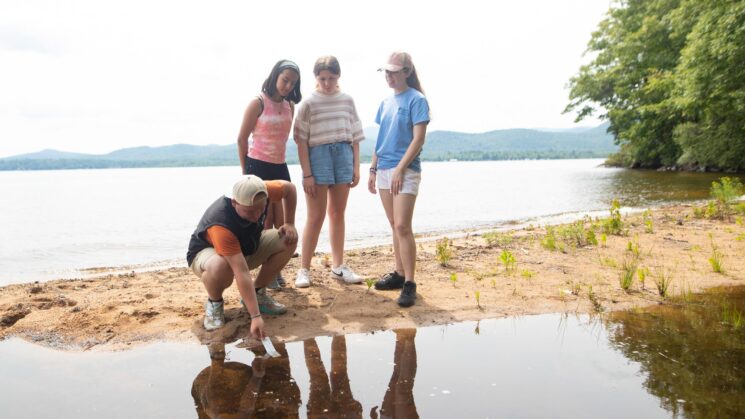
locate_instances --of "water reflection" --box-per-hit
[605,286,745,418]
[372,329,419,419]
[304,336,363,418]
[191,341,301,418]
[191,332,420,419]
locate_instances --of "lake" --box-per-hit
[3,285,743,418]
[0,159,737,285]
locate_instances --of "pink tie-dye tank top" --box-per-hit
[248,93,293,164]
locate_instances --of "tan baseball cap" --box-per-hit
[378,51,413,72]
[232,175,267,206]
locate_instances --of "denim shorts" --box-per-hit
[309,142,354,185]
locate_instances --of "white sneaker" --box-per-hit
[203,299,225,330]
[295,268,311,288]
[331,265,363,284]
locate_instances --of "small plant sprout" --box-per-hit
[449,273,458,287]
[643,209,654,233]
[365,278,375,292]
[708,233,724,273]
[710,177,745,219]
[654,268,673,298]
[541,227,558,251]
[490,279,497,288]
[620,258,637,292]
[520,269,535,279]
[602,199,624,235]
[736,216,744,226]
[500,250,517,274]
[435,237,453,267]
[637,267,649,290]
[475,290,482,309]
[600,233,607,247]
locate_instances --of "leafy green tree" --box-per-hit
[673,1,745,171]
[565,0,691,168]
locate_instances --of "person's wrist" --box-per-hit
[369,167,377,174]
[303,174,313,179]
[250,313,262,320]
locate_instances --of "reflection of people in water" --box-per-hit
[372,329,419,419]
[191,341,301,418]
[304,335,363,418]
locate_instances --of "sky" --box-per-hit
[0,0,609,158]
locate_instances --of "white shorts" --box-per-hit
[376,167,421,196]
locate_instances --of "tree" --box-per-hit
[673,1,745,171]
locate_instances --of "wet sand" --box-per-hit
[1,204,743,350]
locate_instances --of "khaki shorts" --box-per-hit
[190,229,285,277]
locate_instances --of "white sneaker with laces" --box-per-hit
[331,265,363,284]
[203,299,225,330]
[295,268,311,288]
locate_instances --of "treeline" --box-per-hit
[419,150,611,161]
[565,0,745,172]
[0,159,236,171]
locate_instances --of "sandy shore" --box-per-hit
[1,204,743,351]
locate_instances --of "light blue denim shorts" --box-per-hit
[309,142,354,185]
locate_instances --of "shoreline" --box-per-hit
[1,203,743,351]
[1,205,654,287]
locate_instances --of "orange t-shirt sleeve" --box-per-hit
[264,180,284,202]
[205,225,242,257]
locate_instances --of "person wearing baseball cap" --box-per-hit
[186,175,298,339]
[369,51,430,308]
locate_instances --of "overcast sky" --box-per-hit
[0,0,609,157]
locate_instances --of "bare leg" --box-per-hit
[379,189,404,275]
[301,185,329,269]
[392,193,417,282]
[200,255,234,300]
[254,244,296,288]
[327,184,351,267]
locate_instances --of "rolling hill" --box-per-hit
[1,123,616,170]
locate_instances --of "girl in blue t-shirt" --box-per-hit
[367,51,430,308]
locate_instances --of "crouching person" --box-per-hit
[186,175,298,338]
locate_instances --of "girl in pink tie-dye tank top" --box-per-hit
[236,59,302,288]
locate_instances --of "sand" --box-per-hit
[1,204,743,351]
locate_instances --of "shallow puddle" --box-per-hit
[2,287,744,418]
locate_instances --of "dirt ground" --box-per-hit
[1,204,743,351]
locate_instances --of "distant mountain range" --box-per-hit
[0,123,616,171]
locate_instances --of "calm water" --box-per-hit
[3,287,744,418]
[1,160,739,285]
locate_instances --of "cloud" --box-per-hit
[0,25,61,55]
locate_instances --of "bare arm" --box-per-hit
[391,123,428,195]
[224,252,265,339]
[277,181,298,246]
[237,98,263,174]
[296,140,315,198]
[396,123,427,172]
[351,142,360,187]
[368,152,378,194]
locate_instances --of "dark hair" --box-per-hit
[405,67,424,95]
[313,56,341,76]
[262,59,302,103]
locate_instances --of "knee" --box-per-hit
[203,257,233,283]
[327,207,345,223]
[394,222,412,237]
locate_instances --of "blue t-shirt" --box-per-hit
[374,88,430,172]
